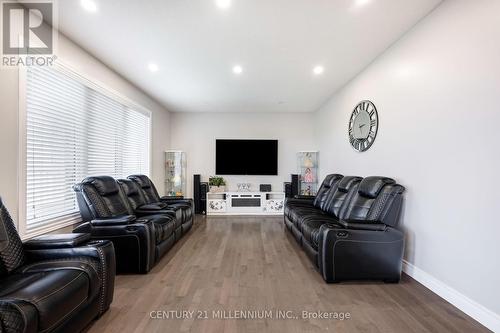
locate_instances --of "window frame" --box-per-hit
[18,61,153,239]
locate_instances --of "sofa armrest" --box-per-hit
[24,233,91,250]
[24,239,114,265]
[318,224,404,283]
[74,220,156,274]
[24,239,116,314]
[338,219,387,231]
[91,215,137,226]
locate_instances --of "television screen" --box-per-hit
[216,139,278,175]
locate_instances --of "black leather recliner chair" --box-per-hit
[117,179,187,241]
[284,174,405,283]
[73,176,187,273]
[127,175,194,233]
[0,198,115,333]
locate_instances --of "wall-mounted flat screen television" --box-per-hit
[215,139,278,175]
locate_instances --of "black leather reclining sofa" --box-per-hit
[284,174,405,283]
[0,198,115,333]
[73,175,193,274]
[127,174,194,228]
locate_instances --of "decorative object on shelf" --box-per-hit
[303,185,312,196]
[162,195,184,200]
[297,151,319,196]
[303,168,314,183]
[165,151,186,197]
[303,153,314,168]
[237,183,251,192]
[259,184,272,192]
[348,100,379,152]
[209,176,226,193]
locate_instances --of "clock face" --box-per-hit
[348,100,378,152]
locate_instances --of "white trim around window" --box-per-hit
[18,61,153,239]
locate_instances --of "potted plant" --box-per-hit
[209,176,226,193]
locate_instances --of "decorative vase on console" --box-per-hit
[209,176,226,193]
[237,183,251,192]
[303,153,314,168]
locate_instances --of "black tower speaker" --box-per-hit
[194,174,203,214]
[291,174,300,198]
[199,182,208,214]
[284,182,292,198]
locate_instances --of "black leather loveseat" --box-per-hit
[284,174,405,283]
[0,198,115,333]
[73,175,193,274]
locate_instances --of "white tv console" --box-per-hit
[206,191,285,215]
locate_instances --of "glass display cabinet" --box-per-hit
[297,151,319,196]
[165,151,186,197]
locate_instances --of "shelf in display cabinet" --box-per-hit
[165,150,186,198]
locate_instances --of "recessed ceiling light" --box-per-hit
[313,66,325,75]
[216,0,231,9]
[148,63,159,72]
[232,65,243,74]
[81,0,97,12]
[354,0,372,7]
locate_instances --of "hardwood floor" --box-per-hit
[88,215,489,333]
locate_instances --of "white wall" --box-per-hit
[170,112,315,197]
[314,0,500,328]
[0,32,171,226]
[0,67,19,221]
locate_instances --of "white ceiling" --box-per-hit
[57,0,441,113]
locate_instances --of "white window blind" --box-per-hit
[26,66,151,233]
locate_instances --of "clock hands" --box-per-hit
[358,123,366,135]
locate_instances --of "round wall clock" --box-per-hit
[348,100,378,152]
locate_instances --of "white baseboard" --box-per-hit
[403,260,500,332]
